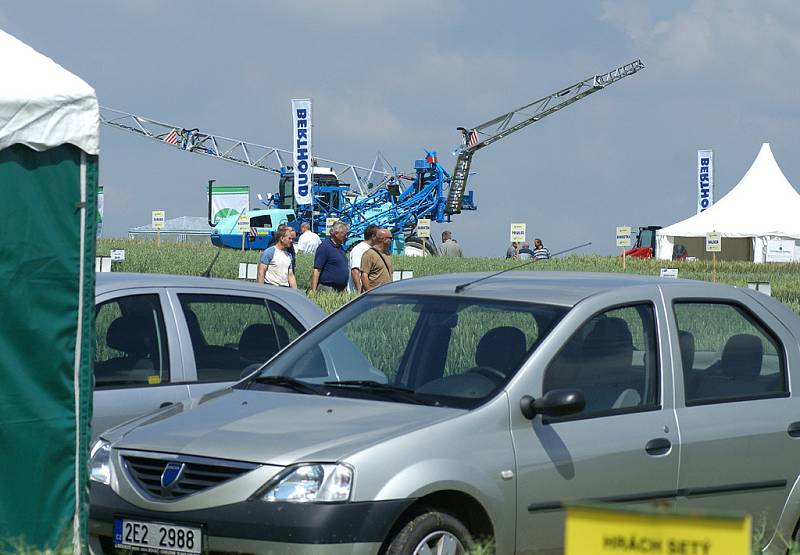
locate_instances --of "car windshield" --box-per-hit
[238,294,567,409]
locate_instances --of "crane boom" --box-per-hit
[99,107,396,195]
[445,59,645,214]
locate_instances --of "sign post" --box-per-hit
[705,232,721,282]
[616,226,631,270]
[417,218,431,255]
[236,210,250,254]
[152,210,165,246]
[510,223,526,259]
[325,217,337,237]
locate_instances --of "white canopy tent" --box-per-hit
[656,143,800,262]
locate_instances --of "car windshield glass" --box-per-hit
[238,294,567,409]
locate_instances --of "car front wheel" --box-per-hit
[385,510,472,555]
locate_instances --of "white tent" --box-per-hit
[656,143,800,262]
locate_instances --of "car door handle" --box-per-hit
[645,438,671,456]
[787,422,800,438]
[159,402,175,409]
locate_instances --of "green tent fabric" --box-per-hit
[0,145,97,551]
[0,29,98,553]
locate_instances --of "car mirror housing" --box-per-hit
[520,389,586,420]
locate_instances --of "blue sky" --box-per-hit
[3,1,799,256]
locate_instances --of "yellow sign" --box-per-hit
[565,505,751,555]
[236,211,250,233]
[326,217,337,235]
[151,210,165,230]
[706,232,722,252]
[616,226,632,247]
[510,223,526,243]
[417,219,431,239]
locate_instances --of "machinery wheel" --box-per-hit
[404,236,438,257]
[385,510,472,555]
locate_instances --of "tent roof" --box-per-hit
[0,30,98,154]
[656,143,800,239]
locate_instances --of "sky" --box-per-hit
[3,1,800,257]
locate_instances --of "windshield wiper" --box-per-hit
[324,380,436,405]
[249,375,322,395]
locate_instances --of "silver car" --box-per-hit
[89,272,800,554]
[92,272,325,438]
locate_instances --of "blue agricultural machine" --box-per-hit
[100,59,644,254]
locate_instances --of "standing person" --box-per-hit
[348,224,378,293]
[439,230,463,257]
[506,242,518,259]
[256,227,297,288]
[360,229,394,291]
[296,221,321,254]
[310,221,349,292]
[268,224,297,271]
[532,238,551,260]
[517,241,535,260]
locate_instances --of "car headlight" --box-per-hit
[259,464,352,503]
[89,439,112,485]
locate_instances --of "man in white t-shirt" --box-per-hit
[257,227,297,287]
[296,221,321,254]
[348,224,378,293]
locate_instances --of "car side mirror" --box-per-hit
[520,389,585,420]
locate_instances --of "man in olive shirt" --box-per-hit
[360,229,394,290]
[439,230,463,257]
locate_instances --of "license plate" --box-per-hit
[114,518,202,554]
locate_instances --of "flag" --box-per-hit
[467,129,479,148]
[249,227,257,240]
[163,128,179,145]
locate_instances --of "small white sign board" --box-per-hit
[152,210,165,229]
[236,212,250,234]
[616,226,632,248]
[766,239,794,263]
[660,268,679,279]
[393,270,414,282]
[95,257,112,273]
[510,223,526,243]
[705,232,722,252]
[325,218,337,235]
[238,262,259,280]
[416,219,431,239]
[110,249,125,262]
[747,282,772,296]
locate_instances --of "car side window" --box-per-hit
[178,294,278,383]
[268,301,305,347]
[94,294,170,388]
[543,303,659,418]
[673,302,786,405]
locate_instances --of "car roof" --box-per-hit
[95,272,318,306]
[372,271,734,307]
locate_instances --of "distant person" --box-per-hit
[297,222,321,254]
[268,224,296,270]
[506,242,518,259]
[439,230,463,257]
[310,221,349,292]
[361,229,394,291]
[518,241,535,260]
[256,227,297,288]
[349,224,379,293]
[532,238,551,260]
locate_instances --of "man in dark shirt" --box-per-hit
[310,221,349,292]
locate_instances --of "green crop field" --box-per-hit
[97,239,800,315]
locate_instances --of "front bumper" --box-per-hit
[89,482,412,554]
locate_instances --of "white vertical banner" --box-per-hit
[697,149,714,214]
[292,99,313,206]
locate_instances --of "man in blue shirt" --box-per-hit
[310,221,349,292]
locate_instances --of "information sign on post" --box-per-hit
[110,249,125,262]
[417,218,431,256]
[236,211,249,253]
[706,232,721,283]
[510,224,526,258]
[325,218,337,236]
[616,226,631,270]
[152,210,165,246]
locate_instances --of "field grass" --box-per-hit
[97,239,800,314]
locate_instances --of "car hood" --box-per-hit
[114,389,464,466]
